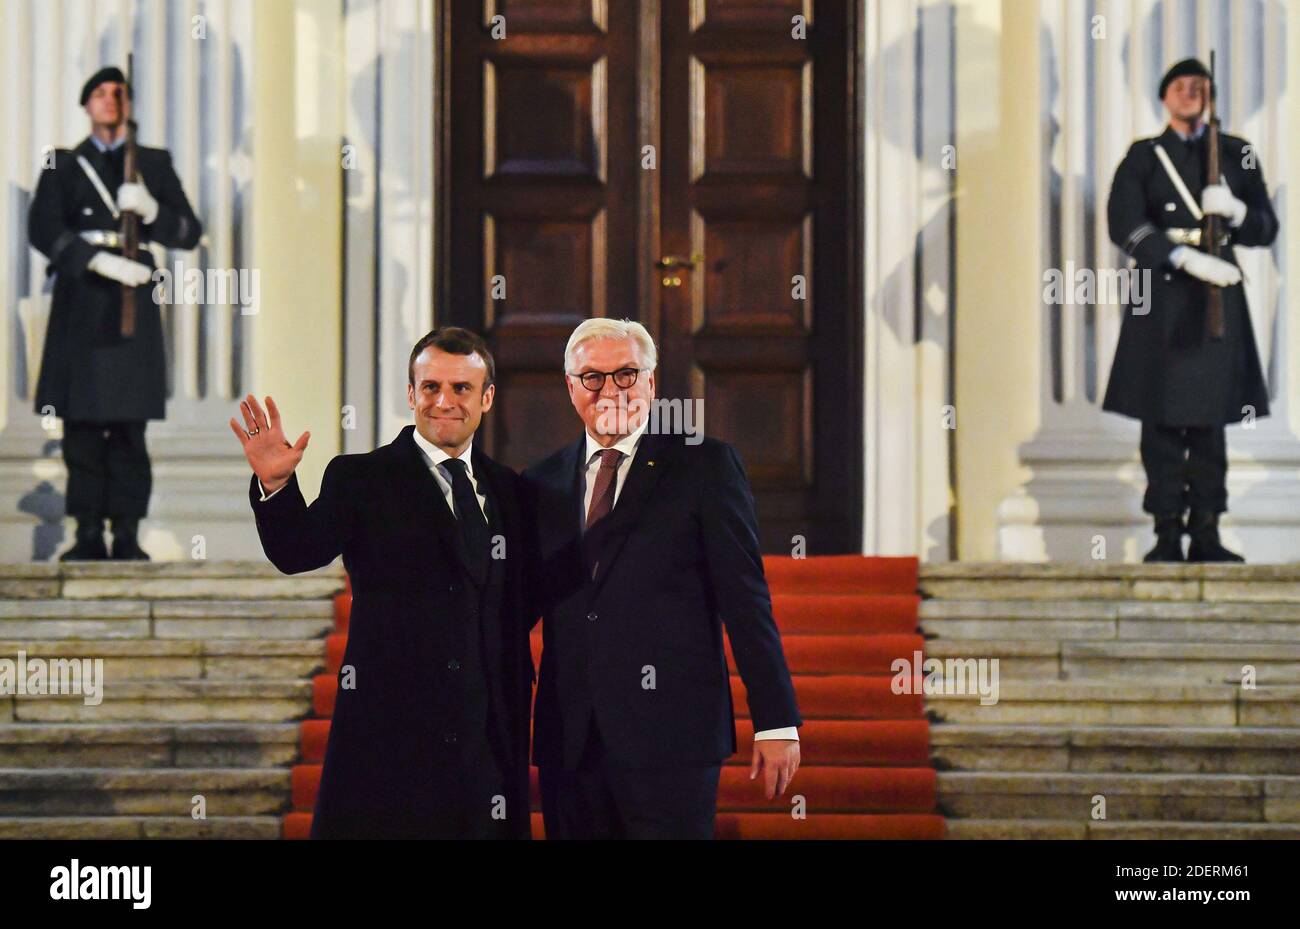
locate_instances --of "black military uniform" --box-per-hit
[1103,59,1277,562]
[29,67,202,560]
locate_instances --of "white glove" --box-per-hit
[88,251,153,287]
[1169,246,1242,287]
[1201,183,1247,228]
[116,180,159,224]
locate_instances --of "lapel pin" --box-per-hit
[647,461,656,467]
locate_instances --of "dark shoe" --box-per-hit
[1186,510,1244,563]
[109,517,151,561]
[1143,515,1186,563]
[59,518,108,561]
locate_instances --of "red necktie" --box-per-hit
[583,449,623,578]
[585,449,624,530]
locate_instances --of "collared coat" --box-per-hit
[251,427,534,839]
[1102,126,1277,426]
[29,137,201,422]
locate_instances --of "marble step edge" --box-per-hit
[920,563,1300,581]
[921,600,1300,620]
[936,771,1300,796]
[0,816,283,839]
[0,767,291,789]
[944,819,1300,839]
[3,680,311,698]
[0,722,300,745]
[0,639,326,657]
[0,600,335,618]
[929,724,1300,749]
[0,563,343,580]
[923,681,1300,702]
[925,639,1300,659]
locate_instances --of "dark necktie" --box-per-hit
[583,449,623,578]
[104,145,126,191]
[440,458,490,586]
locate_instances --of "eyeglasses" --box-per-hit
[568,367,646,392]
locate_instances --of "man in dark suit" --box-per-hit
[30,66,202,561]
[231,328,533,839]
[523,319,802,840]
[1103,58,1278,562]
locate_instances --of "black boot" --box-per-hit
[1186,510,1244,563]
[109,517,150,561]
[59,517,108,561]
[1143,514,1186,563]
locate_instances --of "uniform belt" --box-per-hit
[80,230,154,250]
[1166,227,1229,247]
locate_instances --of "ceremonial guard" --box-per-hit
[29,66,202,560]
[1103,58,1278,563]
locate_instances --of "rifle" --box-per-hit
[1203,50,1225,341]
[119,52,139,338]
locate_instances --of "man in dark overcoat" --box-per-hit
[29,66,202,560]
[1103,58,1278,562]
[233,328,534,839]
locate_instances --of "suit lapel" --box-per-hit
[589,432,672,591]
[471,444,510,540]
[394,425,474,580]
[551,436,586,543]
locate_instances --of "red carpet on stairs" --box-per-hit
[285,556,944,840]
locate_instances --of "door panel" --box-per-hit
[443,0,859,552]
[657,0,857,552]
[446,0,639,468]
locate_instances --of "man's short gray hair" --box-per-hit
[563,318,658,373]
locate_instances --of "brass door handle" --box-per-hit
[655,252,704,270]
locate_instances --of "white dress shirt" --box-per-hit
[411,430,488,520]
[580,423,798,744]
[258,429,487,521]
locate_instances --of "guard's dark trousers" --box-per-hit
[1140,421,1227,517]
[62,420,151,519]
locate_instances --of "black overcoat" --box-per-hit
[29,137,202,422]
[521,433,801,772]
[251,427,534,839]
[1103,126,1277,426]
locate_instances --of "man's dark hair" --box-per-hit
[408,327,496,391]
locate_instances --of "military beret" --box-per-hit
[1159,58,1212,100]
[80,66,131,106]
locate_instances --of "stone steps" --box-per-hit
[3,680,312,723]
[925,638,1300,682]
[0,639,325,680]
[945,820,1300,840]
[919,563,1300,602]
[0,723,300,768]
[930,725,1300,774]
[937,771,1300,822]
[920,599,1300,642]
[0,600,336,640]
[0,816,282,839]
[0,767,291,816]
[919,563,1300,839]
[926,680,1300,727]
[0,563,339,838]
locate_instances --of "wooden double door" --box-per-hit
[440,0,859,553]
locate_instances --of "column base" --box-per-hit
[0,425,262,562]
[997,428,1300,564]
